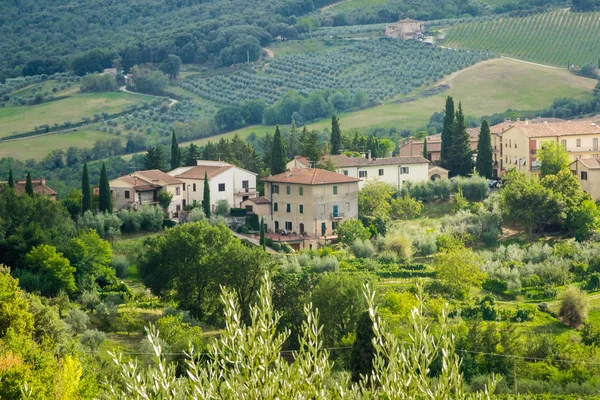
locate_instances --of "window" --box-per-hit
[242,180,249,189]
[218,183,225,192]
[176,205,181,212]
[379,169,384,176]
[359,171,367,178]
[125,190,130,199]
[577,139,581,148]
[299,187,303,196]
[332,221,338,230]
[193,183,197,192]
[272,184,279,194]
[333,186,338,195]
[514,142,517,148]
[285,221,292,231]
[275,221,279,231]
[581,171,588,180]
[343,170,349,176]
[299,204,304,214]
[274,202,278,212]
[176,187,180,195]
[594,139,599,151]
[400,167,409,174]
[245,205,253,212]
[183,185,185,191]
[286,204,291,212]
[286,185,290,195]
[561,140,567,149]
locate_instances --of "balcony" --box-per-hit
[236,187,258,195]
[330,212,345,219]
[566,147,599,153]
[530,149,537,155]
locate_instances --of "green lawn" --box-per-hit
[187,58,596,146]
[266,38,346,58]
[10,80,81,98]
[325,0,387,13]
[0,128,123,160]
[0,91,152,137]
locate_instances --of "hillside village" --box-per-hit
[3,0,600,398]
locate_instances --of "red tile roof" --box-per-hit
[294,154,428,168]
[574,158,600,170]
[244,196,271,204]
[262,168,361,185]
[12,178,57,196]
[508,121,600,138]
[171,165,232,180]
[135,170,183,185]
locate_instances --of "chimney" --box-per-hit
[367,150,371,160]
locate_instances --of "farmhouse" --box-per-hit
[385,18,424,40]
[168,160,258,210]
[399,130,480,163]
[1,177,58,200]
[570,158,600,200]
[255,168,360,249]
[108,170,184,216]
[287,153,429,189]
[500,120,600,175]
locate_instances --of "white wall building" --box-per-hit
[168,160,258,210]
[287,154,430,190]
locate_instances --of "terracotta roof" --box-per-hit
[262,168,361,185]
[244,196,271,204]
[574,158,600,170]
[135,170,183,185]
[429,165,449,172]
[507,121,600,138]
[171,165,232,180]
[11,178,57,196]
[117,176,161,191]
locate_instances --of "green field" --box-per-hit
[444,9,600,67]
[326,0,387,12]
[478,0,518,7]
[0,91,152,138]
[0,128,124,160]
[187,58,597,146]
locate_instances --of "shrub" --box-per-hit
[312,255,339,273]
[452,175,488,202]
[383,232,413,263]
[558,285,588,328]
[271,242,281,251]
[79,290,101,312]
[450,189,470,214]
[187,208,206,222]
[118,209,142,233]
[481,228,499,246]
[377,250,398,265]
[139,205,164,232]
[112,255,129,279]
[65,309,90,335]
[351,238,375,259]
[586,272,600,291]
[436,233,464,252]
[80,329,106,353]
[215,200,229,216]
[281,244,294,254]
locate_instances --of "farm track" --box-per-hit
[320,0,350,13]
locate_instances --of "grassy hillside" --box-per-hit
[444,9,600,67]
[187,58,597,146]
[0,90,152,138]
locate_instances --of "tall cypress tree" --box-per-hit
[330,114,342,155]
[24,173,34,197]
[81,162,92,214]
[271,125,287,174]
[475,120,493,178]
[170,131,181,169]
[98,163,113,213]
[349,311,375,383]
[440,96,455,169]
[202,171,211,218]
[448,102,473,177]
[7,168,14,188]
[422,137,428,160]
[260,216,266,250]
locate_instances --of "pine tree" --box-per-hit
[440,96,455,169]
[422,137,428,160]
[24,172,34,197]
[287,119,301,160]
[260,217,266,250]
[143,145,166,171]
[349,311,375,383]
[271,125,287,174]
[475,120,493,178]
[447,102,473,177]
[302,127,321,166]
[7,168,14,188]
[184,143,200,166]
[81,162,92,214]
[330,114,342,155]
[594,80,600,97]
[98,163,113,213]
[170,131,181,169]
[202,171,211,218]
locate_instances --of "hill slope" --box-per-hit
[444,9,600,67]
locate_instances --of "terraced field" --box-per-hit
[444,9,600,67]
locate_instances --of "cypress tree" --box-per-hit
[422,137,428,160]
[330,114,342,155]
[81,162,92,213]
[260,216,266,250]
[447,102,473,177]
[202,171,211,218]
[24,173,34,197]
[475,120,494,178]
[7,169,14,188]
[349,311,375,382]
[170,131,181,169]
[98,163,113,213]
[440,96,455,169]
[271,125,287,174]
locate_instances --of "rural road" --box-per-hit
[119,86,179,106]
[320,0,349,13]
[262,47,274,59]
